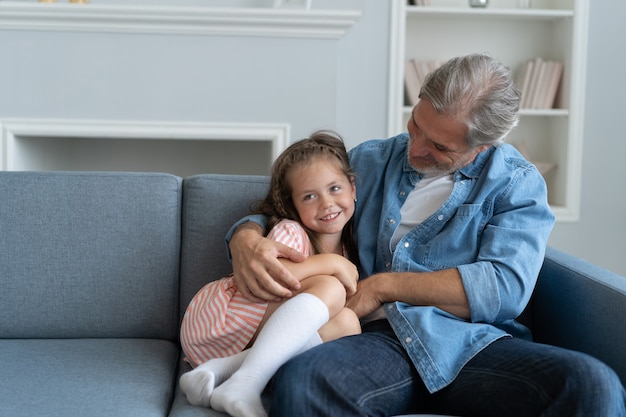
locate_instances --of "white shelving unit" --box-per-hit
[388,0,589,221]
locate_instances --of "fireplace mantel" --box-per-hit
[0,119,289,177]
[0,2,361,38]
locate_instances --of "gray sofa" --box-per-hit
[1,171,625,417]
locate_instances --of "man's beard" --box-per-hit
[409,154,470,178]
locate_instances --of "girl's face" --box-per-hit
[286,158,356,239]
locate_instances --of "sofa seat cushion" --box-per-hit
[0,338,179,417]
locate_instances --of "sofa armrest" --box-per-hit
[530,246,626,384]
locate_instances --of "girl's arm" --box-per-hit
[279,254,358,296]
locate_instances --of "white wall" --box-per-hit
[547,1,626,276]
[1,0,624,276]
[0,0,389,173]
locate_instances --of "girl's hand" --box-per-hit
[281,253,358,296]
[325,254,359,296]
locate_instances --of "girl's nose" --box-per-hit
[320,194,334,208]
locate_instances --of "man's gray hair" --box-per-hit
[420,53,520,148]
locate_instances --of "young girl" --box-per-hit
[179,131,361,417]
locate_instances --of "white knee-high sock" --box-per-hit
[180,350,249,407]
[210,292,329,417]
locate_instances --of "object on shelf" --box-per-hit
[407,0,431,6]
[404,59,442,106]
[516,58,563,109]
[274,0,312,9]
[469,0,489,7]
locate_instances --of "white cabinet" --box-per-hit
[388,0,588,221]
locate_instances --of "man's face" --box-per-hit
[406,99,487,177]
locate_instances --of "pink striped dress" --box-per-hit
[180,219,313,367]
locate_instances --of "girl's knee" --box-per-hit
[319,308,360,342]
[334,308,361,336]
[300,274,347,315]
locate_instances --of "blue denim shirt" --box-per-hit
[349,134,555,392]
[227,133,555,393]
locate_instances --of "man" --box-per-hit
[227,54,625,416]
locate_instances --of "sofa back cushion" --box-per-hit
[179,174,269,321]
[0,172,182,340]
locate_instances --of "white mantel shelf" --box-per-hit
[0,2,361,38]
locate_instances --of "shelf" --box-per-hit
[0,2,361,38]
[519,108,569,117]
[406,6,573,20]
[389,0,588,221]
[403,106,569,117]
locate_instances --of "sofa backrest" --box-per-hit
[179,174,270,324]
[0,171,182,340]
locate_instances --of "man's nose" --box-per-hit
[410,134,431,157]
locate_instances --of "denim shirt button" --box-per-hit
[399,191,406,196]
[437,214,444,221]
[385,261,391,268]
[389,219,396,224]
[405,337,412,343]
[404,242,410,248]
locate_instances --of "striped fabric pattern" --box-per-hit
[180,219,312,367]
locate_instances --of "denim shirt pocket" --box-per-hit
[422,202,491,270]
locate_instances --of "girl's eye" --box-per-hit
[330,185,341,192]
[303,193,316,201]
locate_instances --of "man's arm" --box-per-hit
[229,223,359,302]
[346,268,470,320]
[229,222,305,302]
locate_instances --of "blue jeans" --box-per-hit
[267,320,626,417]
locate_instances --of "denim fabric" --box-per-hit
[268,321,626,417]
[348,134,555,392]
[226,134,556,393]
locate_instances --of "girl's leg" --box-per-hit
[179,350,249,407]
[210,274,351,417]
[318,306,361,342]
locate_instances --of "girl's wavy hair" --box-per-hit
[253,130,358,263]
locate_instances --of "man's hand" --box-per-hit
[347,269,471,320]
[229,223,306,302]
[346,274,385,319]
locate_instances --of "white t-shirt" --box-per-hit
[362,174,454,325]
[390,174,454,250]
